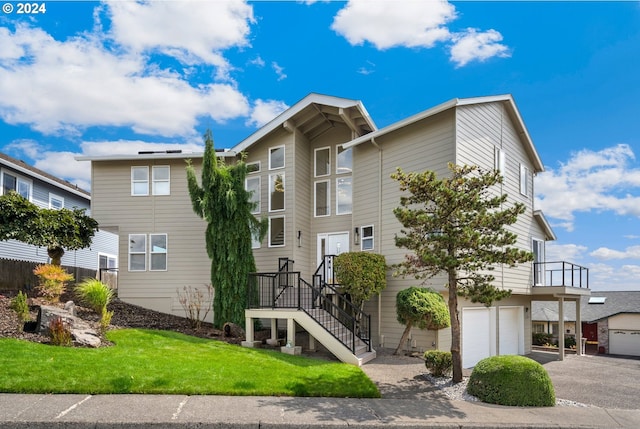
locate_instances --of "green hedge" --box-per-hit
[467,355,555,407]
[424,350,452,377]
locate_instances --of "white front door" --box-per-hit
[317,232,349,282]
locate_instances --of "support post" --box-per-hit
[558,297,565,361]
[287,318,295,346]
[575,298,583,356]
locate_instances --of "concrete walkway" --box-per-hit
[1,392,640,428]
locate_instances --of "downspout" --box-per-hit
[371,137,383,347]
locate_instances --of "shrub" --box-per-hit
[424,350,452,377]
[33,264,74,302]
[74,278,114,314]
[177,284,213,330]
[100,308,114,335]
[49,317,73,347]
[9,291,30,331]
[564,336,576,349]
[532,332,552,346]
[467,355,555,407]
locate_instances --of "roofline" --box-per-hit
[343,94,544,173]
[231,93,377,154]
[0,153,90,199]
[534,210,557,241]
[75,151,236,162]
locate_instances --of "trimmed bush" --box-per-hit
[467,355,555,407]
[424,350,452,377]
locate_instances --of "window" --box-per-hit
[494,147,505,176]
[269,216,285,247]
[336,177,352,215]
[49,193,64,210]
[99,254,117,270]
[361,225,374,251]
[533,323,546,334]
[150,234,168,271]
[2,171,32,199]
[251,230,262,249]
[131,167,149,196]
[519,164,529,197]
[129,234,147,271]
[337,145,352,174]
[152,166,170,195]
[247,161,261,174]
[269,173,285,211]
[314,147,330,177]
[245,176,261,214]
[314,180,330,217]
[532,238,545,285]
[269,146,285,170]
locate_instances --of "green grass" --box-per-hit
[0,329,380,397]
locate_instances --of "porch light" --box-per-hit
[354,227,360,245]
[297,230,302,247]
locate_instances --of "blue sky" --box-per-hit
[1,1,639,291]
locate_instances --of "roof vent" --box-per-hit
[137,150,183,155]
[588,297,606,304]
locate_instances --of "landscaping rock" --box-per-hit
[223,322,245,338]
[37,304,101,347]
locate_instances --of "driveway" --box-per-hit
[529,351,640,410]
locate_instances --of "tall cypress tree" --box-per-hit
[186,130,265,328]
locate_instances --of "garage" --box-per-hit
[462,307,496,368]
[499,307,524,356]
[609,330,640,356]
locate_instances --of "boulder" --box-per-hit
[223,322,245,338]
[37,304,101,347]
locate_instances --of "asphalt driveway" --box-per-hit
[529,351,640,409]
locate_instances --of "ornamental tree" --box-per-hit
[0,191,99,265]
[391,163,533,383]
[394,286,450,355]
[334,251,387,313]
[186,130,266,328]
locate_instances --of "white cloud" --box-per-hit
[449,28,510,67]
[588,263,640,291]
[0,23,250,137]
[590,245,640,261]
[546,243,588,262]
[271,62,287,81]
[535,144,640,230]
[330,0,509,67]
[247,99,289,128]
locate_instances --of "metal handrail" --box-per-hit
[533,261,589,288]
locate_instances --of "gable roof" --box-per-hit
[534,210,556,241]
[0,151,90,199]
[532,291,640,323]
[343,94,544,173]
[232,93,376,154]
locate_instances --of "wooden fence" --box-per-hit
[0,258,98,292]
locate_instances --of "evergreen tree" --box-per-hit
[186,130,265,328]
[391,163,533,383]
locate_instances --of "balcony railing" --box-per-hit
[533,261,589,288]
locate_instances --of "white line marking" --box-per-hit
[172,397,189,420]
[55,395,92,419]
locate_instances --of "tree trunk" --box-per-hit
[47,246,64,266]
[448,270,463,383]
[394,321,413,355]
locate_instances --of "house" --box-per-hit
[533,291,640,357]
[0,152,118,289]
[78,93,590,367]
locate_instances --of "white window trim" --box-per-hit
[246,176,261,214]
[98,252,118,269]
[152,165,170,196]
[268,216,286,248]
[532,237,545,286]
[128,234,147,272]
[336,176,352,215]
[49,193,64,210]
[314,180,331,217]
[361,225,374,251]
[149,233,168,271]
[519,164,530,197]
[336,145,353,175]
[268,173,285,212]
[268,145,285,170]
[494,147,505,176]
[247,161,261,174]
[1,170,33,200]
[131,166,149,196]
[314,146,331,177]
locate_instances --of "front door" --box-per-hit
[317,232,349,283]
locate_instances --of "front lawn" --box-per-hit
[0,329,380,397]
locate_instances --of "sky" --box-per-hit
[1,0,639,291]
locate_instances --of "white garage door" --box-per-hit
[499,307,522,356]
[462,308,495,368]
[609,330,640,356]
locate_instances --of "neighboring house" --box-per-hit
[78,93,590,366]
[533,291,640,357]
[0,152,118,288]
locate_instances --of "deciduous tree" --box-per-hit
[391,163,533,382]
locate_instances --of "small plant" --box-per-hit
[100,308,114,335]
[33,264,74,303]
[467,355,555,407]
[49,317,73,347]
[74,278,114,314]
[177,284,213,330]
[564,336,577,349]
[532,332,552,346]
[424,350,452,377]
[9,291,30,332]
